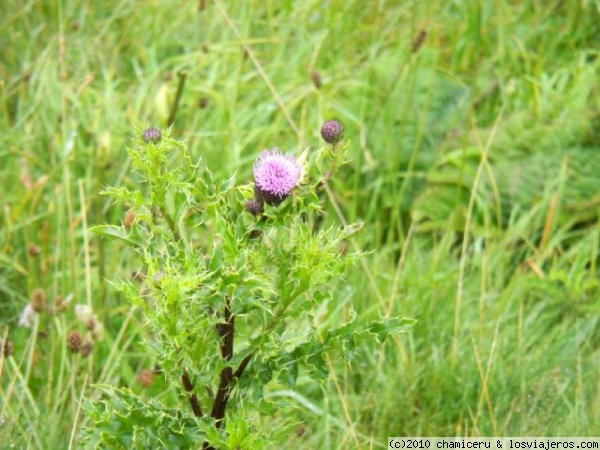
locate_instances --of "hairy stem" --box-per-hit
[152,207,200,420]
[157,205,181,242]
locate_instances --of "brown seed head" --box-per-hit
[54,295,67,313]
[123,210,136,230]
[86,317,96,332]
[1,339,14,358]
[198,97,209,109]
[80,341,93,358]
[30,288,47,313]
[137,369,156,387]
[67,331,82,353]
[28,244,41,256]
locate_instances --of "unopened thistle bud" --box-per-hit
[67,331,82,353]
[320,120,344,144]
[249,229,262,240]
[244,199,263,216]
[253,149,302,206]
[30,288,47,313]
[141,127,161,144]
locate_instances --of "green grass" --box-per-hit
[1,0,600,448]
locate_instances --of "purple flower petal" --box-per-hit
[253,149,302,198]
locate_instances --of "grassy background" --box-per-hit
[1,0,600,447]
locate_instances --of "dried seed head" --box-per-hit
[137,369,156,387]
[141,127,161,144]
[198,97,209,109]
[54,295,67,313]
[123,210,136,230]
[320,120,344,144]
[86,317,96,332]
[80,341,93,358]
[67,331,82,353]
[1,339,14,358]
[30,288,47,313]
[28,244,41,256]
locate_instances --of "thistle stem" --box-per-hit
[210,298,235,428]
[152,206,199,419]
[157,205,181,242]
[181,372,203,418]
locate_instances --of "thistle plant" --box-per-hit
[83,124,413,448]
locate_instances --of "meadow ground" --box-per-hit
[1,0,600,448]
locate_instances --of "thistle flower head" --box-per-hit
[244,199,264,216]
[320,120,344,144]
[141,127,161,144]
[253,149,302,205]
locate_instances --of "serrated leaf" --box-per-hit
[366,316,416,343]
[90,224,141,247]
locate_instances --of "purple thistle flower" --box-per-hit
[253,149,302,206]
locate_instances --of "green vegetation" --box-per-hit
[1,0,599,448]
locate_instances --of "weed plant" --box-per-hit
[1,0,599,448]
